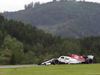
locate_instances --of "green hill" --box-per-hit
[0,14,100,64]
[2,1,100,38]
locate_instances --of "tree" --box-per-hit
[61,40,80,55]
[10,53,16,65]
[34,2,40,7]
[60,0,65,2]
[90,42,100,62]
[25,2,33,9]
[53,0,57,2]
[1,35,24,64]
[0,31,3,48]
[0,49,12,64]
[22,51,38,64]
[0,15,4,24]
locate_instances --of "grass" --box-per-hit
[0,64,100,75]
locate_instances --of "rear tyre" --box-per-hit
[86,59,93,64]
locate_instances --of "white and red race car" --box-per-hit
[38,54,94,65]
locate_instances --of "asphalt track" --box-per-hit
[0,65,38,68]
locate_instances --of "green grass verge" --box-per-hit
[0,64,100,75]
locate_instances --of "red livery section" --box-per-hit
[68,54,85,61]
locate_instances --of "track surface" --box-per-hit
[0,65,37,68]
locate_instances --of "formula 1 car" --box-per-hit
[38,54,94,65]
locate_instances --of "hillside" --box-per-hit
[0,14,100,64]
[2,1,100,38]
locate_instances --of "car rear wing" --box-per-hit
[87,55,94,59]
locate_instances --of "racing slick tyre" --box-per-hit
[86,59,93,64]
[54,60,60,65]
[52,59,59,65]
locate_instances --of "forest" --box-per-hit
[2,1,100,38]
[0,14,100,65]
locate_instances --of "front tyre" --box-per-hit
[54,60,59,64]
[52,60,59,65]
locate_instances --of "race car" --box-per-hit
[53,54,94,64]
[38,54,94,65]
